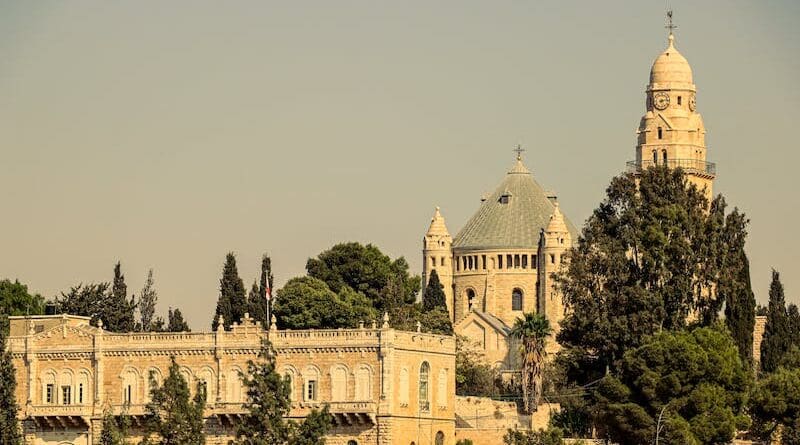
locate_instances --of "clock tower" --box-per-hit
[630,15,715,198]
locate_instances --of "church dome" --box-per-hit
[649,34,693,86]
[452,158,577,250]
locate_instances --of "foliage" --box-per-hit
[306,242,420,311]
[542,357,592,438]
[557,167,752,376]
[213,253,247,331]
[719,207,756,366]
[455,335,497,396]
[422,269,447,311]
[231,341,333,445]
[592,325,751,445]
[138,269,158,332]
[167,308,190,332]
[99,410,130,445]
[503,427,563,445]
[142,357,206,445]
[750,367,800,444]
[247,280,265,328]
[0,314,21,445]
[389,303,452,335]
[55,283,106,329]
[0,279,44,316]
[510,313,552,413]
[273,277,377,330]
[761,270,792,373]
[248,253,274,328]
[108,262,137,333]
[455,440,474,445]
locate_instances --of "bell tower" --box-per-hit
[422,207,454,320]
[631,12,715,198]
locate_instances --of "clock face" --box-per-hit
[689,94,697,111]
[653,92,670,110]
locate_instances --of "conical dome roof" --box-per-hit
[426,207,450,237]
[453,159,577,250]
[650,34,693,86]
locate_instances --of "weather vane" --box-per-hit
[666,9,677,36]
[513,144,525,161]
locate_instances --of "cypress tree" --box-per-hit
[212,253,246,331]
[0,314,21,444]
[167,308,190,332]
[722,209,756,366]
[423,270,447,312]
[105,262,137,332]
[761,270,791,373]
[138,269,158,332]
[247,280,266,327]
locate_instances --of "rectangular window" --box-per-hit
[124,385,132,404]
[522,255,528,269]
[45,384,54,404]
[677,96,682,105]
[514,255,520,268]
[440,257,445,267]
[507,255,512,269]
[532,255,537,269]
[550,254,556,265]
[497,255,503,269]
[61,386,71,405]
[78,383,84,404]
[306,380,317,401]
[481,255,486,270]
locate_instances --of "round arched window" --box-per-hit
[466,289,475,311]
[512,288,523,311]
[419,362,430,412]
[435,431,445,445]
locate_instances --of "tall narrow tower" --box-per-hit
[630,13,716,198]
[422,207,454,319]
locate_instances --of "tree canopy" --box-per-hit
[272,277,377,330]
[213,253,247,331]
[750,367,800,444]
[142,357,206,445]
[0,279,44,316]
[0,315,21,444]
[422,270,447,312]
[593,325,751,445]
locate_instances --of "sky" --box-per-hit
[1,1,798,329]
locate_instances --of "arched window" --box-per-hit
[512,288,523,311]
[435,431,445,445]
[283,368,297,402]
[331,365,348,401]
[399,368,409,406]
[466,289,475,312]
[437,369,447,407]
[653,150,658,164]
[197,367,215,403]
[121,368,139,405]
[77,371,91,405]
[662,150,668,164]
[347,441,358,445]
[355,366,371,401]
[419,362,430,412]
[304,367,320,402]
[42,370,56,404]
[60,371,74,405]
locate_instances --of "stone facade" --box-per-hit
[7,314,455,445]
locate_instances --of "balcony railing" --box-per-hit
[626,159,716,176]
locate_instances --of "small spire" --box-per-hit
[513,144,525,161]
[665,9,677,46]
[426,206,450,237]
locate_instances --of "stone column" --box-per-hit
[93,321,105,413]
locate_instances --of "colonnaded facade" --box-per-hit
[7,314,455,445]
[423,25,716,372]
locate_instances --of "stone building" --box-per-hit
[7,314,455,445]
[421,154,578,370]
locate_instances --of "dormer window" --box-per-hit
[499,192,512,204]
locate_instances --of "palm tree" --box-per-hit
[510,312,552,413]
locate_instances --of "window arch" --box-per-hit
[121,368,139,405]
[653,150,658,164]
[662,150,668,164]
[435,431,445,445]
[283,366,298,402]
[197,367,215,403]
[303,366,320,402]
[60,370,74,405]
[512,288,523,311]
[331,365,348,401]
[466,289,475,312]
[399,368,409,406]
[355,365,372,401]
[42,370,56,404]
[419,362,430,412]
[77,369,91,405]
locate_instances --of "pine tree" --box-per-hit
[721,208,756,366]
[167,308,190,332]
[142,357,206,445]
[761,270,791,373]
[105,262,137,332]
[99,410,130,445]
[0,314,21,444]
[247,280,265,327]
[423,270,447,311]
[139,269,158,332]
[231,341,332,445]
[212,253,246,331]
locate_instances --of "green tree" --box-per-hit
[788,304,800,347]
[106,262,137,332]
[510,313,552,413]
[99,410,130,445]
[256,254,275,327]
[306,242,420,311]
[388,303,452,335]
[57,282,137,332]
[273,277,376,330]
[455,335,496,396]
[557,167,749,377]
[503,427,563,445]
[142,357,206,445]
[422,270,447,312]
[593,325,751,445]
[138,269,158,332]
[212,253,247,331]
[761,270,791,373]
[750,367,800,444]
[247,280,266,328]
[231,341,333,445]
[0,315,21,445]
[167,308,190,332]
[719,208,756,366]
[0,279,44,316]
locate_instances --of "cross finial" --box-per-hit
[513,144,525,161]
[665,9,677,36]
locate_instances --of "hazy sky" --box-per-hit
[2,1,798,329]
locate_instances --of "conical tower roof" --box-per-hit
[426,207,450,237]
[453,158,577,250]
[545,202,569,234]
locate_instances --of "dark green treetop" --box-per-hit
[761,270,792,373]
[212,252,247,331]
[0,279,44,316]
[167,308,190,332]
[422,269,447,312]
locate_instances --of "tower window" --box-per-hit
[522,255,528,269]
[481,255,486,270]
[78,383,84,404]
[663,151,668,164]
[440,257,445,267]
[514,255,520,269]
[306,379,318,401]
[431,257,436,268]
[419,362,430,412]
[507,254,512,269]
[531,255,537,269]
[658,127,663,139]
[653,150,658,164]
[467,289,475,311]
[677,96,682,105]
[512,289,523,311]
[550,254,556,265]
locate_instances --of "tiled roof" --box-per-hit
[452,159,577,250]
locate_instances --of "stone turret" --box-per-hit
[539,202,571,353]
[422,207,454,319]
